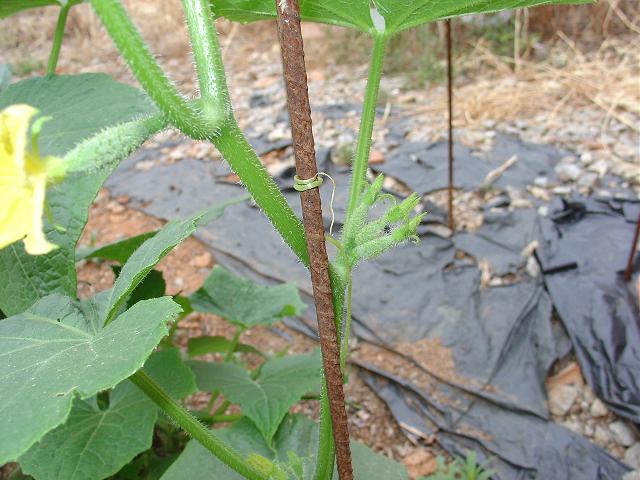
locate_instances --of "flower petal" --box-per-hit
[22,173,56,255]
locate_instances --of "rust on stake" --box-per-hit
[445,19,455,231]
[274,1,354,479]
[623,211,640,282]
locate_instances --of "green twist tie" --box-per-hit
[293,174,324,192]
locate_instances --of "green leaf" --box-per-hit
[212,0,592,36]
[189,266,306,328]
[19,382,157,480]
[18,348,195,480]
[189,350,321,443]
[0,73,158,316]
[103,198,247,324]
[77,231,158,263]
[161,415,318,480]
[0,294,181,464]
[187,335,264,357]
[0,73,157,156]
[335,442,408,480]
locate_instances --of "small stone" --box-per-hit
[404,449,438,479]
[578,172,599,188]
[583,424,595,437]
[369,150,385,164]
[511,198,533,209]
[555,163,582,182]
[135,160,156,171]
[580,152,594,164]
[534,176,549,187]
[610,421,637,447]
[526,256,541,278]
[625,443,640,469]
[529,186,550,202]
[553,186,572,196]
[589,159,609,176]
[594,425,612,446]
[623,471,640,480]
[538,205,549,217]
[562,420,583,435]
[548,384,580,416]
[190,252,213,268]
[590,398,608,418]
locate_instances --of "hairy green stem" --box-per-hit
[313,381,335,480]
[181,0,230,113]
[90,0,217,139]
[339,276,353,373]
[344,34,387,226]
[130,370,268,480]
[64,114,166,173]
[212,123,309,266]
[46,2,72,75]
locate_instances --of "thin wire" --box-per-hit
[318,172,337,236]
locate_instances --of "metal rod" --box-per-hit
[445,19,454,231]
[623,211,640,282]
[274,2,353,479]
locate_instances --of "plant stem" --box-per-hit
[339,276,353,373]
[130,370,268,480]
[46,2,72,75]
[212,122,309,266]
[213,399,231,417]
[275,2,351,478]
[344,34,387,226]
[314,381,335,480]
[91,0,218,140]
[224,328,242,362]
[181,0,230,119]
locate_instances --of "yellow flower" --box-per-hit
[0,104,62,255]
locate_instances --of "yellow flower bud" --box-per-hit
[0,104,61,255]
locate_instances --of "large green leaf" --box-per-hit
[161,415,319,480]
[212,0,591,35]
[0,294,181,464]
[189,266,306,328]
[19,347,196,480]
[0,74,157,156]
[0,74,158,316]
[189,350,321,443]
[336,442,408,480]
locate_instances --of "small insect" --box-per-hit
[278,0,287,13]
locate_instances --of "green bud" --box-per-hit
[361,173,384,207]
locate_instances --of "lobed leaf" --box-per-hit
[189,350,321,443]
[188,265,306,328]
[0,294,181,464]
[19,347,196,480]
[212,0,592,36]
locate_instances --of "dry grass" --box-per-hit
[437,35,640,133]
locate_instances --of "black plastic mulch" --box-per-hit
[537,195,640,423]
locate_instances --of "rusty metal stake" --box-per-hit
[445,19,454,231]
[624,211,640,282]
[274,1,353,479]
